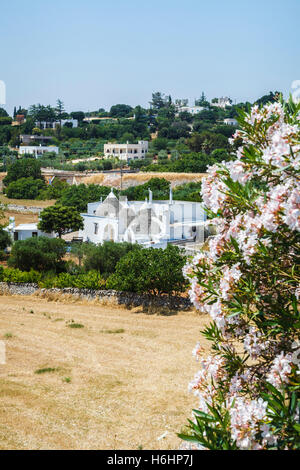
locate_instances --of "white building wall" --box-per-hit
[104,141,149,161]
[80,197,206,247]
[14,229,52,241]
[224,118,238,126]
[178,106,204,114]
[36,120,78,129]
[79,215,119,244]
[19,146,59,157]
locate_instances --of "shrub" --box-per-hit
[56,183,112,212]
[83,241,140,278]
[120,177,170,201]
[6,177,46,199]
[34,368,59,374]
[3,159,43,187]
[39,270,105,289]
[0,267,42,283]
[37,179,68,200]
[8,237,67,272]
[0,227,11,251]
[107,245,187,295]
[67,323,84,329]
[180,99,300,450]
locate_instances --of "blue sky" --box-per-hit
[1,0,299,114]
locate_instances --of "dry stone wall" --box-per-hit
[0,282,192,310]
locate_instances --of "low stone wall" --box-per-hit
[5,204,42,214]
[0,282,192,310]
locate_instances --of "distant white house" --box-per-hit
[211,97,232,108]
[5,218,54,242]
[177,105,204,115]
[224,118,238,126]
[79,188,207,248]
[35,119,78,129]
[104,141,148,161]
[174,99,204,115]
[18,145,59,157]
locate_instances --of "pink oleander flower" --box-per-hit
[189,355,227,397]
[229,397,268,450]
[219,263,242,300]
[229,370,252,395]
[243,327,270,359]
[183,100,300,450]
[266,351,298,388]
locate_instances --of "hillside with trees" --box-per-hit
[0,91,281,175]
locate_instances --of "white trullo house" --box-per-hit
[79,188,207,248]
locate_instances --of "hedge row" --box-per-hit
[0,267,105,289]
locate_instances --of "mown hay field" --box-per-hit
[0,194,55,208]
[0,294,209,450]
[83,172,206,188]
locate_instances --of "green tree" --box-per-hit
[37,179,69,200]
[8,237,67,272]
[84,241,140,278]
[0,108,8,117]
[55,99,65,125]
[109,104,133,118]
[0,117,12,126]
[6,177,46,199]
[70,111,85,122]
[0,228,11,252]
[3,159,43,186]
[38,205,84,238]
[107,245,187,295]
[28,104,56,123]
[255,91,281,107]
[58,184,111,212]
[150,92,166,110]
[121,177,170,201]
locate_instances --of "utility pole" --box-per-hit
[120,161,123,191]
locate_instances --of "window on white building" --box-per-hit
[94,223,98,235]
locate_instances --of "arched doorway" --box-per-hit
[103,224,115,241]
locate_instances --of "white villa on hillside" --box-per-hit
[35,119,78,129]
[79,189,207,248]
[224,118,238,126]
[104,141,148,161]
[174,99,204,115]
[211,97,232,108]
[18,145,59,157]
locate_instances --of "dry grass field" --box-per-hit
[0,195,55,226]
[0,194,55,208]
[2,211,39,226]
[83,172,206,188]
[0,294,209,450]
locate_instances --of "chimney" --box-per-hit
[9,216,15,229]
[169,187,173,204]
[148,188,153,204]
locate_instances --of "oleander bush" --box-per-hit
[180,98,300,450]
